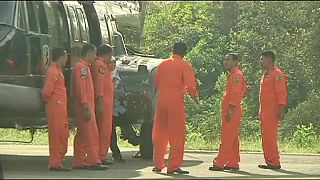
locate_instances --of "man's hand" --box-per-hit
[278,104,285,121]
[96,97,104,121]
[226,105,235,122]
[83,103,91,122]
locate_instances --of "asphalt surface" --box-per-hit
[0,145,320,179]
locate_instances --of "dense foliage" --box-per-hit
[140,2,320,142]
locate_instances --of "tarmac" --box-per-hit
[0,145,320,179]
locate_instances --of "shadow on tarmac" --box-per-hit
[1,150,203,179]
[1,149,319,179]
[206,167,320,179]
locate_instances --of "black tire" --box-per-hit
[139,121,153,160]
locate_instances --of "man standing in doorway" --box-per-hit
[152,42,199,175]
[42,47,70,171]
[258,50,288,169]
[209,53,247,171]
[72,43,108,170]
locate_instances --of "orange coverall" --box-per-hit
[72,59,101,167]
[90,58,114,162]
[213,67,247,169]
[260,67,288,167]
[153,55,198,172]
[42,63,69,168]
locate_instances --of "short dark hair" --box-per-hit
[98,44,113,56]
[226,53,239,62]
[173,42,188,57]
[261,50,275,62]
[82,43,96,57]
[52,47,66,62]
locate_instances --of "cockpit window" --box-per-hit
[0,2,16,26]
[0,33,27,75]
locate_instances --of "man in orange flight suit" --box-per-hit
[152,42,199,175]
[72,43,108,170]
[258,50,288,169]
[209,53,247,171]
[90,44,114,165]
[42,47,70,171]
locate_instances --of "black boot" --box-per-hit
[258,164,281,169]
[49,167,71,171]
[167,168,189,175]
[113,154,126,162]
[209,165,224,171]
[152,167,162,173]
[87,164,109,170]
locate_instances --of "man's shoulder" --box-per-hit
[158,58,171,68]
[271,67,288,84]
[230,70,245,84]
[160,57,172,63]
[46,65,55,71]
[272,67,286,77]
[93,59,105,66]
[234,69,245,78]
[91,60,106,74]
[45,65,57,75]
[74,61,83,68]
[74,60,89,70]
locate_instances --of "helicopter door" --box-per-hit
[25,1,50,88]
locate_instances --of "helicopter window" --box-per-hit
[0,2,15,26]
[105,14,114,44]
[30,37,42,75]
[67,6,80,42]
[51,3,69,45]
[0,36,27,75]
[17,2,26,30]
[76,8,88,42]
[26,2,38,32]
[101,14,112,44]
[37,2,48,34]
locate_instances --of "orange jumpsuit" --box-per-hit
[153,55,198,172]
[72,59,101,167]
[42,63,69,168]
[213,67,247,169]
[260,67,288,167]
[90,58,114,162]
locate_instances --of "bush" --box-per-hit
[281,91,320,138]
[293,123,317,148]
[186,131,206,146]
[186,73,226,141]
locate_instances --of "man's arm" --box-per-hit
[42,69,56,103]
[93,63,106,121]
[182,62,199,102]
[274,72,288,120]
[76,67,91,121]
[226,74,245,122]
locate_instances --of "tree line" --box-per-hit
[140,1,320,141]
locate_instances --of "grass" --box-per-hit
[0,128,137,148]
[186,135,320,154]
[1,128,319,154]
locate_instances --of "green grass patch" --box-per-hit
[0,128,136,148]
[1,128,319,154]
[185,132,320,154]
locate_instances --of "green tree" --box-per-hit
[142,1,320,140]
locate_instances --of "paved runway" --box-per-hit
[1,145,320,179]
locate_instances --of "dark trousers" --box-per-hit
[110,113,139,159]
[0,155,3,179]
[110,116,122,159]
